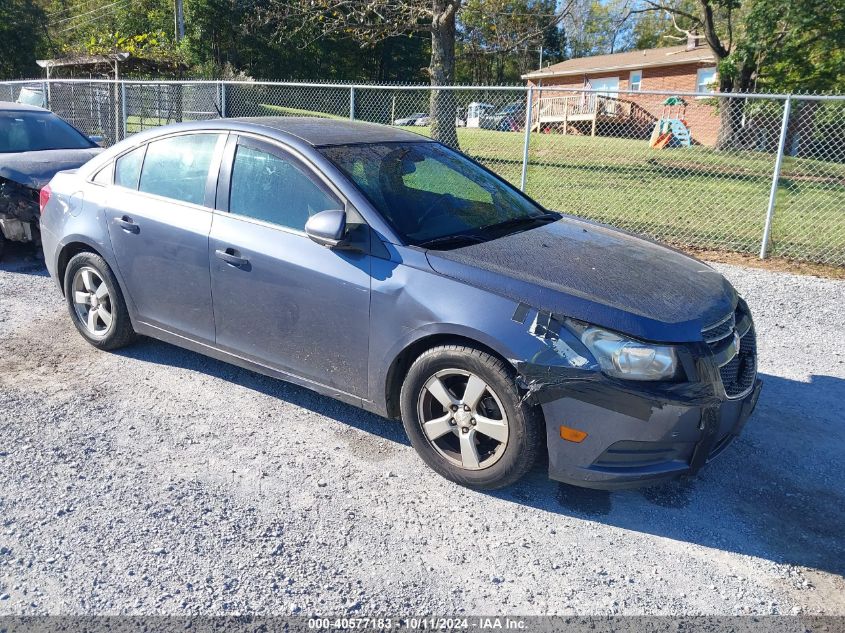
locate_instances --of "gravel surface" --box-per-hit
[1,244,843,616]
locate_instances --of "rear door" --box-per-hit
[105,132,226,342]
[208,135,371,396]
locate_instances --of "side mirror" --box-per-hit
[89,135,104,146]
[305,209,347,248]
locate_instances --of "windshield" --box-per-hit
[16,88,45,107]
[0,111,94,153]
[320,141,549,246]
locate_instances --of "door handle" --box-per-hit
[215,247,249,268]
[114,215,140,234]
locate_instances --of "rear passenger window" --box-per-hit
[229,144,339,230]
[138,134,220,205]
[114,146,144,189]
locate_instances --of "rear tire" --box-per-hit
[64,252,137,350]
[400,344,543,490]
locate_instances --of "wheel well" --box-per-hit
[57,242,103,294]
[384,334,513,419]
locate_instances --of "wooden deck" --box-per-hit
[531,94,655,136]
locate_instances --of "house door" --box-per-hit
[589,77,620,114]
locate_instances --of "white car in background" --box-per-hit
[394,112,428,126]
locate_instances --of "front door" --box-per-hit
[209,136,371,397]
[104,132,225,342]
[589,77,620,114]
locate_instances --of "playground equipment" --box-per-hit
[650,96,692,149]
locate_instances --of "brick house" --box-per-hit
[522,41,723,145]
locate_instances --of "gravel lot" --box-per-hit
[1,243,844,617]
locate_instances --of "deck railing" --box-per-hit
[532,94,635,122]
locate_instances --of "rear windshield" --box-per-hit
[0,111,94,153]
[320,141,545,245]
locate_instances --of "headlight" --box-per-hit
[579,326,677,381]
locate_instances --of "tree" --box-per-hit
[741,0,845,94]
[457,0,566,83]
[0,0,47,79]
[565,0,632,58]
[270,0,572,147]
[629,1,760,148]
[541,19,567,66]
[630,0,845,148]
[628,5,678,49]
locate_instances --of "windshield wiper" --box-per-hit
[478,212,560,236]
[416,233,487,250]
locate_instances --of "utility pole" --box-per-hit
[174,0,185,41]
[538,47,544,69]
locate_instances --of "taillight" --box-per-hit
[39,185,52,214]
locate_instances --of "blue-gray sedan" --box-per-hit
[39,117,761,489]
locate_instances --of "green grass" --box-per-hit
[126,115,171,133]
[402,126,845,264]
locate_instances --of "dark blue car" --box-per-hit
[40,118,761,489]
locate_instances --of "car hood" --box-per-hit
[0,148,102,189]
[425,216,737,343]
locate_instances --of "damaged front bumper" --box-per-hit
[514,309,761,489]
[534,374,761,489]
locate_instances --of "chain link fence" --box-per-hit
[2,79,843,266]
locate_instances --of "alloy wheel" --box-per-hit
[71,266,113,338]
[417,369,510,470]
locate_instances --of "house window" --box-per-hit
[629,70,642,91]
[696,67,718,94]
[589,76,619,98]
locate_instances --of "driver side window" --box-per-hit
[228,144,340,231]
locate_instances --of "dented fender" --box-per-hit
[510,306,721,409]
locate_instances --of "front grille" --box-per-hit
[719,327,756,397]
[703,302,757,399]
[701,312,735,344]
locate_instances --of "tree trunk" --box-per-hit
[716,94,743,149]
[716,64,754,150]
[790,100,817,158]
[429,1,459,149]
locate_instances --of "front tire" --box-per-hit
[400,344,543,489]
[64,252,137,350]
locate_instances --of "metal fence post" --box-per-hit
[350,86,355,121]
[520,85,534,192]
[220,81,227,118]
[760,96,792,259]
[120,81,128,141]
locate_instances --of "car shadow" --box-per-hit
[115,337,411,447]
[118,331,845,577]
[492,372,845,578]
[0,242,49,276]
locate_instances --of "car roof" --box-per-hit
[235,117,435,146]
[0,101,50,113]
[140,116,437,148]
